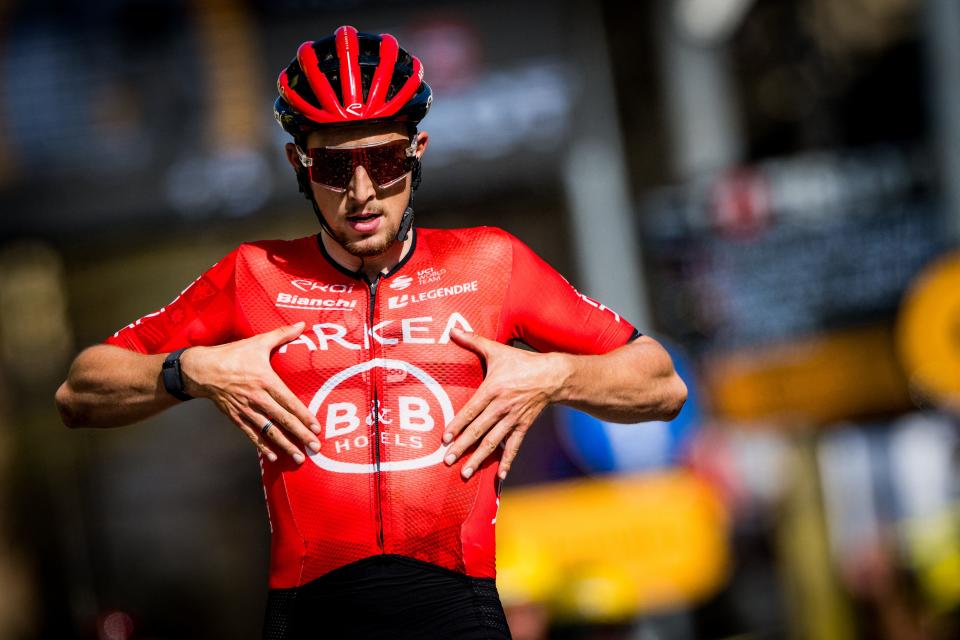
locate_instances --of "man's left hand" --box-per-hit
[442,328,568,481]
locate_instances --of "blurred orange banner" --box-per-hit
[704,325,911,425]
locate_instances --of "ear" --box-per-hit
[284,142,301,171]
[415,130,429,160]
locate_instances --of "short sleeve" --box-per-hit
[497,233,638,354]
[104,248,239,354]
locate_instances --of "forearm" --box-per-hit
[55,344,179,428]
[551,336,687,423]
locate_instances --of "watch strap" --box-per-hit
[162,347,193,401]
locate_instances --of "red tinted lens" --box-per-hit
[307,140,412,190]
[361,141,414,187]
[307,148,354,190]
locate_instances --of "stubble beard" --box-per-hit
[331,217,400,257]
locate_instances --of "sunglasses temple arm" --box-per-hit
[295,146,313,167]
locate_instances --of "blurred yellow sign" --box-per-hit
[904,509,960,612]
[897,251,960,411]
[496,470,729,619]
[704,326,910,425]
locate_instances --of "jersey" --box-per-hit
[105,227,637,625]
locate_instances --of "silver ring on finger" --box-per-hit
[260,419,274,437]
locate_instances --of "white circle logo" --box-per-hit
[307,358,452,473]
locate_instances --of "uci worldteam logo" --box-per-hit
[307,359,453,473]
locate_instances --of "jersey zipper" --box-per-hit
[366,274,386,554]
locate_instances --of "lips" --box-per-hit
[346,212,382,233]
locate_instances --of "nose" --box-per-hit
[348,164,376,203]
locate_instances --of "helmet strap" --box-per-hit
[396,207,415,241]
[396,156,421,242]
[296,168,337,238]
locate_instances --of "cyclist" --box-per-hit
[55,26,687,639]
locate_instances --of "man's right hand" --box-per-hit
[180,321,321,464]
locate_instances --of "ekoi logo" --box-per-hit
[307,359,453,474]
[291,279,354,293]
[345,102,363,116]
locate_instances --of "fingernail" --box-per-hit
[311,424,322,434]
[445,453,456,465]
[462,467,474,479]
[294,453,305,464]
[267,453,278,463]
[443,432,453,443]
[499,470,507,480]
[309,441,320,452]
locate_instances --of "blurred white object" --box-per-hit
[659,0,745,179]
[819,426,881,562]
[674,0,757,44]
[889,412,957,521]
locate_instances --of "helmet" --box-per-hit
[274,25,432,137]
[275,26,430,245]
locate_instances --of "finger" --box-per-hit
[238,423,281,462]
[444,402,504,465]
[243,407,306,464]
[227,409,279,462]
[461,418,515,480]
[264,321,306,348]
[254,392,320,454]
[497,428,527,480]
[265,374,322,436]
[443,384,494,444]
[448,327,492,357]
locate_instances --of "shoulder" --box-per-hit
[416,226,519,260]
[233,235,316,266]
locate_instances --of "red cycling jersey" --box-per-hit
[105,227,636,589]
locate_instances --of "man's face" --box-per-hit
[285,124,429,257]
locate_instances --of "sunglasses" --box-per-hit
[296,139,417,192]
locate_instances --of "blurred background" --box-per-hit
[0,0,958,638]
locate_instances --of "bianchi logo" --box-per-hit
[307,359,453,474]
[388,275,414,290]
[276,292,357,311]
[281,280,356,311]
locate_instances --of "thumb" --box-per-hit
[449,327,490,356]
[266,321,306,346]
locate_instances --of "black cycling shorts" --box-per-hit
[263,554,512,639]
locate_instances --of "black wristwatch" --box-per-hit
[162,347,193,401]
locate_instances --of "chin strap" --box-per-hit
[396,156,421,241]
[296,168,336,238]
[396,207,415,241]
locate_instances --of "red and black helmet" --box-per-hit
[274,25,432,137]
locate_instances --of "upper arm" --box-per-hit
[497,233,638,354]
[105,248,240,354]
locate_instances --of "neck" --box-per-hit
[320,230,414,280]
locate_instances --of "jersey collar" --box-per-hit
[314,228,418,283]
